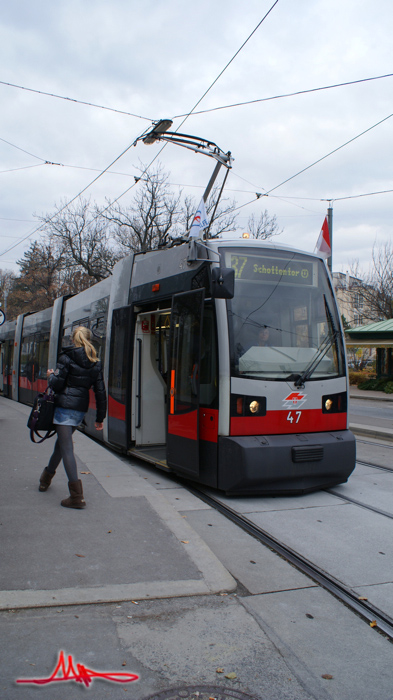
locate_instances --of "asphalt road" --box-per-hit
[349,397,393,430]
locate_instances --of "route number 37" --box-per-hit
[287,411,302,424]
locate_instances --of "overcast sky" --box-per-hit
[1,0,392,277]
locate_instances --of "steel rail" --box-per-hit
[186,484,393,641]
[356,459,393,472]
[327,488,393,520]
[356,438,393,450]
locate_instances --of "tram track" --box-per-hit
[356,459,393,473]
[326,488,393,520]
[357,438,393,450]
[186,483,393,642]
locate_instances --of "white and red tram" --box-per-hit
[0,237,355,494]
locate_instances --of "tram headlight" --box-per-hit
[231,395,267,417]
[322,392,347,413]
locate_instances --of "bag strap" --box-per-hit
[30,428,57,444]
[29,386,56,443]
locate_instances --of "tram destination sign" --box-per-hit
[229,253,314,286]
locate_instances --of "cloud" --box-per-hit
[0,0,392,272]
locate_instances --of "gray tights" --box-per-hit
[47,425,79,483]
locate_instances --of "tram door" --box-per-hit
[132,311,167,451]
[2,341,13,399]
[167,289,205,477]
[0,345,3,393]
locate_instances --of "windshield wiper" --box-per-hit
[293,295,339,387]
[293,330,339,387]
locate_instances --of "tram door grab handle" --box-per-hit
[136,338,142,429]
[170,369,175,414]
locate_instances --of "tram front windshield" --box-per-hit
[223,248,345,381]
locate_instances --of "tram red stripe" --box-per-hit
[230,410,347,436]
[168,410,197,440]
[18,377,47,392]
[199,408,218,443]
[108,395,126,421]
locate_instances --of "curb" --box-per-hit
[349,423,393,442]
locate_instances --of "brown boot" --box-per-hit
[61,480,86,509]
[39,468,55,492]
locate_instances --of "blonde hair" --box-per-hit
[72,326,98,363]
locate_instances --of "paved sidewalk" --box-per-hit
[0,398,234,610]
[1,396,393,700]
[349,385,393,402]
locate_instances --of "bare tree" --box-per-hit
[103,164,182,253]
[348,241,393,322]
[37,197,118,282]
[246,210,282,240]
[181,187,239,239]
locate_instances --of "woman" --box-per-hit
[38,326,107,509]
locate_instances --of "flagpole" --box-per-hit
[327,202,333,273]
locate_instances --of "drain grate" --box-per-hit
[142,686,259,700]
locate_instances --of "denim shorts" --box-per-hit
[53,407,85,426]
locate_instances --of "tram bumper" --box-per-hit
[218,430,356,495]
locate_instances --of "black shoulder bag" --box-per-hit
[27,387,56,443]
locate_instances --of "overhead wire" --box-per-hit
[0,136,47,162]
[172,73,393,118]
[0,124,152,258]
[0,0,279,207]
[0,80,153,121]
[4,4,388,230]
[329,188,393,202]
[92,0,282,217]
[0,71,390,142]
[0,164,45,174]
[2,67,389,189]
[8,0,388,258]
[173,0,280,131]
[265,111,393,195]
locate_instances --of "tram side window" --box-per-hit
[21,335,38,383]
[108,308,130,404]
[36,333,50,379]
[72,319,89,332]
[62,325,73,349]
[199,307,218,408]
[7,341,14,384]
[91,316,107,364]
[1,340,14,395]
[155,313,171,383]
[157,307,217,407]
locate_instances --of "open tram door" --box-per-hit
[167,289,205,478]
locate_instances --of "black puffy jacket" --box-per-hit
[48,346,107,423]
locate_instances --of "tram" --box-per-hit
[0,237,355,494]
